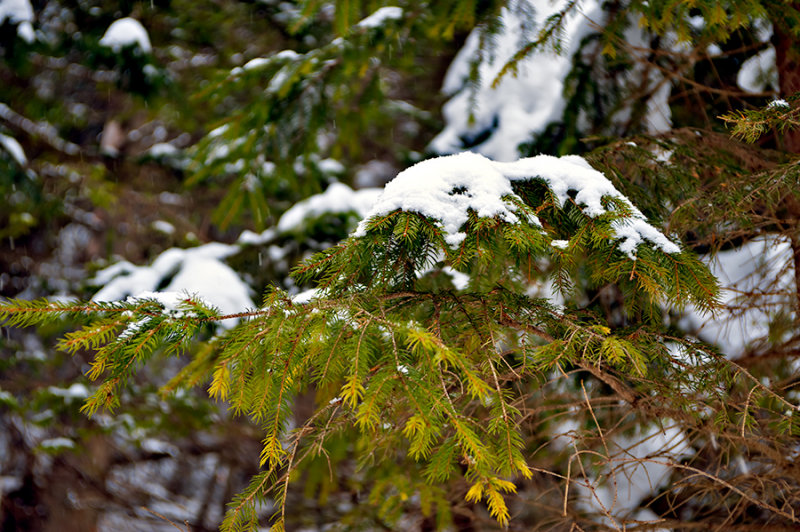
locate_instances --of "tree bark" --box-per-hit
[773,9,800,152]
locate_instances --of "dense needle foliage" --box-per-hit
[4,0,800,530]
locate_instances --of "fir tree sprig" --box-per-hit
[721,94,800,144]
[0,153,729,529]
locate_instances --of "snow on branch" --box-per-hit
[356,6,403,29]
[354,151,680,258]
[0,103,81,156]
[99,17,152,53]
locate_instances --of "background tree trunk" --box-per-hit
[773,9,800,152]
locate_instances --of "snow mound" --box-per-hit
[354,151,680,258]
[99,17,152,53]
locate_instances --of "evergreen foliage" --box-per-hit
[5,0,800,530]
[0,152,755,529]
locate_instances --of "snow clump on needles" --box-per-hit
[99,17,152,53]
[353,151,680,259]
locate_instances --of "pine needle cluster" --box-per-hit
[0,155,736,529]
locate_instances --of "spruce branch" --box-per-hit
[720,95,800,144]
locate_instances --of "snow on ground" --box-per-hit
[575,422,691,527]
[0,0,34,43]
[354,151,680,257]
[99,17,152,53]
[681,235,795,358]
[430,0,604,161]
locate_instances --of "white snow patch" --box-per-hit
[576,422,691,526]
[291,288,320,304]
[442,266,470,290]
[0,0,34,43]
[147,142,180,157]
[355,152,521,247]
[208,124,229,138]
[277,182,381,233]
[267,66,291,93]
[548,415,582,451]
[653,147,673,164]
[48,383,90,401]
[242,57,270,70]
[1,476,23,494]
[237,228,275,246]
[357,6,403,28]
[127,290,187,314]
[230,50,300,76]
[551,239,569,250]
[92,243,253,328]
[318,158,345,174]
[430,0,604,161]
[645,80,673,134]
[40,437,75,450]
[0,132,26,166]
[99,17,152,53]
[354,152,680,257]
[16,20,33,42]
[159,191,184,205]
[681,235,795,358]
[151,220,175,235]
[737,46,777,93]
[141,438,179,456]
[0,389,14,404]
[768,99,789,109]
[273,49,300,61]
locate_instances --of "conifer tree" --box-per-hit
[4,1,800,530]
[1,149,725,530]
